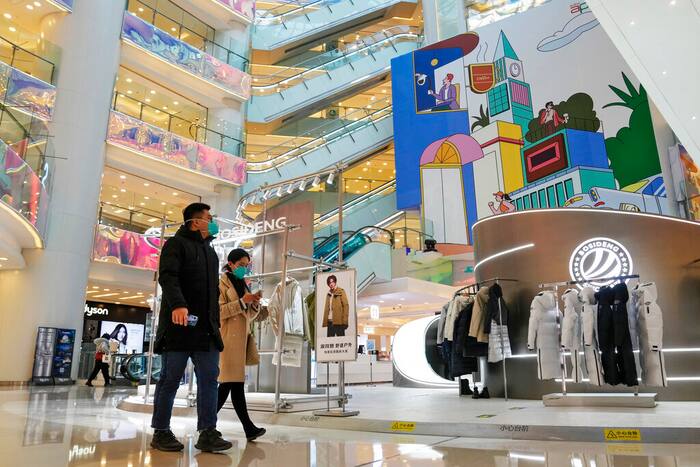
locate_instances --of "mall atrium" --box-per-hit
[0,0,698,465]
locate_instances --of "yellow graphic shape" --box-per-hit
[604,428,641,442]
[434,141,461,164]
[391,421,417,432]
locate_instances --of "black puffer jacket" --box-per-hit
[483,283,509,334]
[154,225,224,353]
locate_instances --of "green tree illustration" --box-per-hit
[603,72,661,188]
[471,104,490,132]
[525,93,600,143]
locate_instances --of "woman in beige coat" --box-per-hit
[216,249,266,441]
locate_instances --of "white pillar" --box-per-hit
[0,0,125,381]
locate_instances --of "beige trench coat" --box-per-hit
[469,286,491,343]
[218,273,259,383]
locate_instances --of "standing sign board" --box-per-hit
[32,327,76,385]
[315,269,358,363]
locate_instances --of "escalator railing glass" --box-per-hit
[246,97,392,173]
[315,180,396,227]
[122,353,162,383]
[313,230,354,259]
[251,26,421,95]
[317,226,393,263]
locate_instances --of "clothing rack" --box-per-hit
[537,274,657,408]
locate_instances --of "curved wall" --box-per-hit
[473,209,700,400]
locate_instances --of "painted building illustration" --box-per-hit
[391,0,672,246]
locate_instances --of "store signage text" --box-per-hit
[84,304,109,317]
[68,444,96,462]
[217,217,288,241]
[569,237,633,288]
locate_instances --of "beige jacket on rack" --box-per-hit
[468,286,490,343]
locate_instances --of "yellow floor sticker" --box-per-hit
[604,428,641,441]
[391,421,416,432]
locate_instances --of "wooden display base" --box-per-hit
[543,392,657,408]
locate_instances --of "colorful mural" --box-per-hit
[0,139,49,237]
[93,225,160,270]
[121,13,251,100]
[669,144,700,221]
[106,111,247,185]
[215,0,256,21]
[391,0,672,245]
[0,61,56,121]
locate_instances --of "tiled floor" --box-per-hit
[0,386,698,466]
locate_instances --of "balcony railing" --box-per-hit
[106,110,247,185]
[0,36,56,85]
[214,0,255,22]
[92,224,161,271]
[0,60,56,121]
[0,138,49,239]
[122,12,252,100]
[127,0,249,70]
[112,92,244,156]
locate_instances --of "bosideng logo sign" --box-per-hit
[568,237,633,288]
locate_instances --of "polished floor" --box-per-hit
[0,386,697,466]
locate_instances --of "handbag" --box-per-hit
[245,333,260,366]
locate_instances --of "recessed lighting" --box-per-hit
[382,89,387,94]
[150,90,156,95]
[34,1,42,6]
[147,218,158,223]
[692,116,697,121]
[173,101,179,105]
[126,78,132,83]
[170,27,177,32]
[138,7,144,12]
[162,106,168,110]
[140,202,145,206]
[115,302,121,305]
[103,289,110,292]
[383,162,388,166]
[144,182,150,187]
[119,175,126,179]
[629,20,635,26]
[155,110,160,113]
[26,5,34,10]
[3,13,12,19]
[127,90,133,94]
[145,98,151,103]
[167,211,173,214]
[161,202,166,206]
[669,0,676,5]
[120,188,126,193]
[0,257,8,261]
[371,96,376,101]
[9,26,16,32]
[144,196,149,200]
[363,167,368,172]
[92,286,99,289]
[112,195,118,198]
[172,192,178,196]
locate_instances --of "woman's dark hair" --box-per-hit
[109,324,128,345]
[101,333,110,339]
[224,248,250,271]
[546,101,554,108]
[326,275,337,286]
[503,193,513,201]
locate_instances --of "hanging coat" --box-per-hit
[527,291,560,380]
[634,282,667,387]
[451,298,478,377]
[580,287,604,386]
[444,296,469,341]
[437,302,449,344]
[597,285,638,386]
[469,286,490,343]
[561,288,584,383]
[483,283,509,334]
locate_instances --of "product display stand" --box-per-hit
[538,274,657,408]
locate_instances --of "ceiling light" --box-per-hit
[119,175,126,179]
[363,167,368,172]
[92,286,99,289]
[0,257,8,261]
[144,196,149,200]
[138,7,144,12]
[172,192,178,196]
[276,187,283,197]
[167,210,173,214]
[171,27,177,32]
[140,202,145,206]
[155,109,160,113]
[34,1,42,5]
[147,218,158,223]
[125,78,132,83]
[92,293,119,298]
[162,106,168,110]
[371,96,376,101]
[144,182,150,186]
[150,90,156,95]
[161,202,166,206]
[378,169,383,173]
[173,101,179,105]
[112,195,118,198]
[382,89,387,94]
[287,184,294,194]
[103,289,110,292]
[26,5,34,10]
[383,162,388,166]
[312,176,321,187]
[299,179,307,191]
[120,188,126,193]
[326,172,335,185]
[3,13,12,19]
[145,98,151,103]
[9,26,16,32]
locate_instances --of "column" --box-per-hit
[0,1,125,381]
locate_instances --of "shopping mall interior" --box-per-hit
[0,0,699,465]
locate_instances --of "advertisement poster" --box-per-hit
[52,329,75,382]
[315,270,358,363]
[100,321,145,354]
[32,327,57,383]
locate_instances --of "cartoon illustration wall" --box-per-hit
[391,0,673,245]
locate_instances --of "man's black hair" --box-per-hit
[327,275,337,286]
[182,202,211,222]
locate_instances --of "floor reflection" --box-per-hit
[0,386,695,466]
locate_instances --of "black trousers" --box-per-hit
[217,382,257,434]
[327,324,346,337]
[87,361,110,383]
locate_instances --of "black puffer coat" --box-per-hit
[483,283,509,334]
[597,284,637,386]
[154,225,224,353]
[451,300,478,377]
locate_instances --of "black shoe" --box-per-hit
[150,430,184,452]
[472,387,480,399]
[480,386,490,399]
[245,427,266,442]
[85,381,93,387]
[195,428,233,452]
[459,379,473,396]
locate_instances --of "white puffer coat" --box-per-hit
[527,291,560,380]
[633,282,667,387]
[580,287,604,386]
[561,288,584,382]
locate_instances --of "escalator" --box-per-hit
[248,26,421,127]
[243,99,393,194]
[121,353,162,383]
[253,0,419,63]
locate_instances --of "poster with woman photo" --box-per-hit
[99,321,145,354]
[315,269,357,363]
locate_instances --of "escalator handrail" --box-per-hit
[314,180,396,226]
[246,98,393,172]
[319,225,394,261]
[313,230,355,255]
[122,352,161,383]
[251,26,421,90]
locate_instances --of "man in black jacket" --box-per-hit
[150,203,232,453]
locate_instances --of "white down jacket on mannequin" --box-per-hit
[634,282,667,387]
[580,287,604,386]
[528,291,560,380]
[561,289,584,383]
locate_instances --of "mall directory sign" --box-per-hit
[315,269,358,363]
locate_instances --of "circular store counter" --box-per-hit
[473,209,700,401]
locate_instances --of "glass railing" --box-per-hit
[214,0,255,21]
[315,179,396,226]
[92,223,162,270]
[121,12,252,99]
[98,201,181,235]
[321,226,394,263]
[112,92,244,156]
[0,138,49,238]
[251,26,421,95]
[0,36,56,85]
[0,60,57,121]
[246,97,393,172]
[255,0,329,25]
[127,0,249,70]
[106,110,247,185]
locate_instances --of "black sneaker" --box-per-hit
[195,428,233,452]
[480,386,491,399]
[85,381,93,387]
[150,429,184,452]
[472,387,480,399]
[459,379,473,396]
[246,427,266,442]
